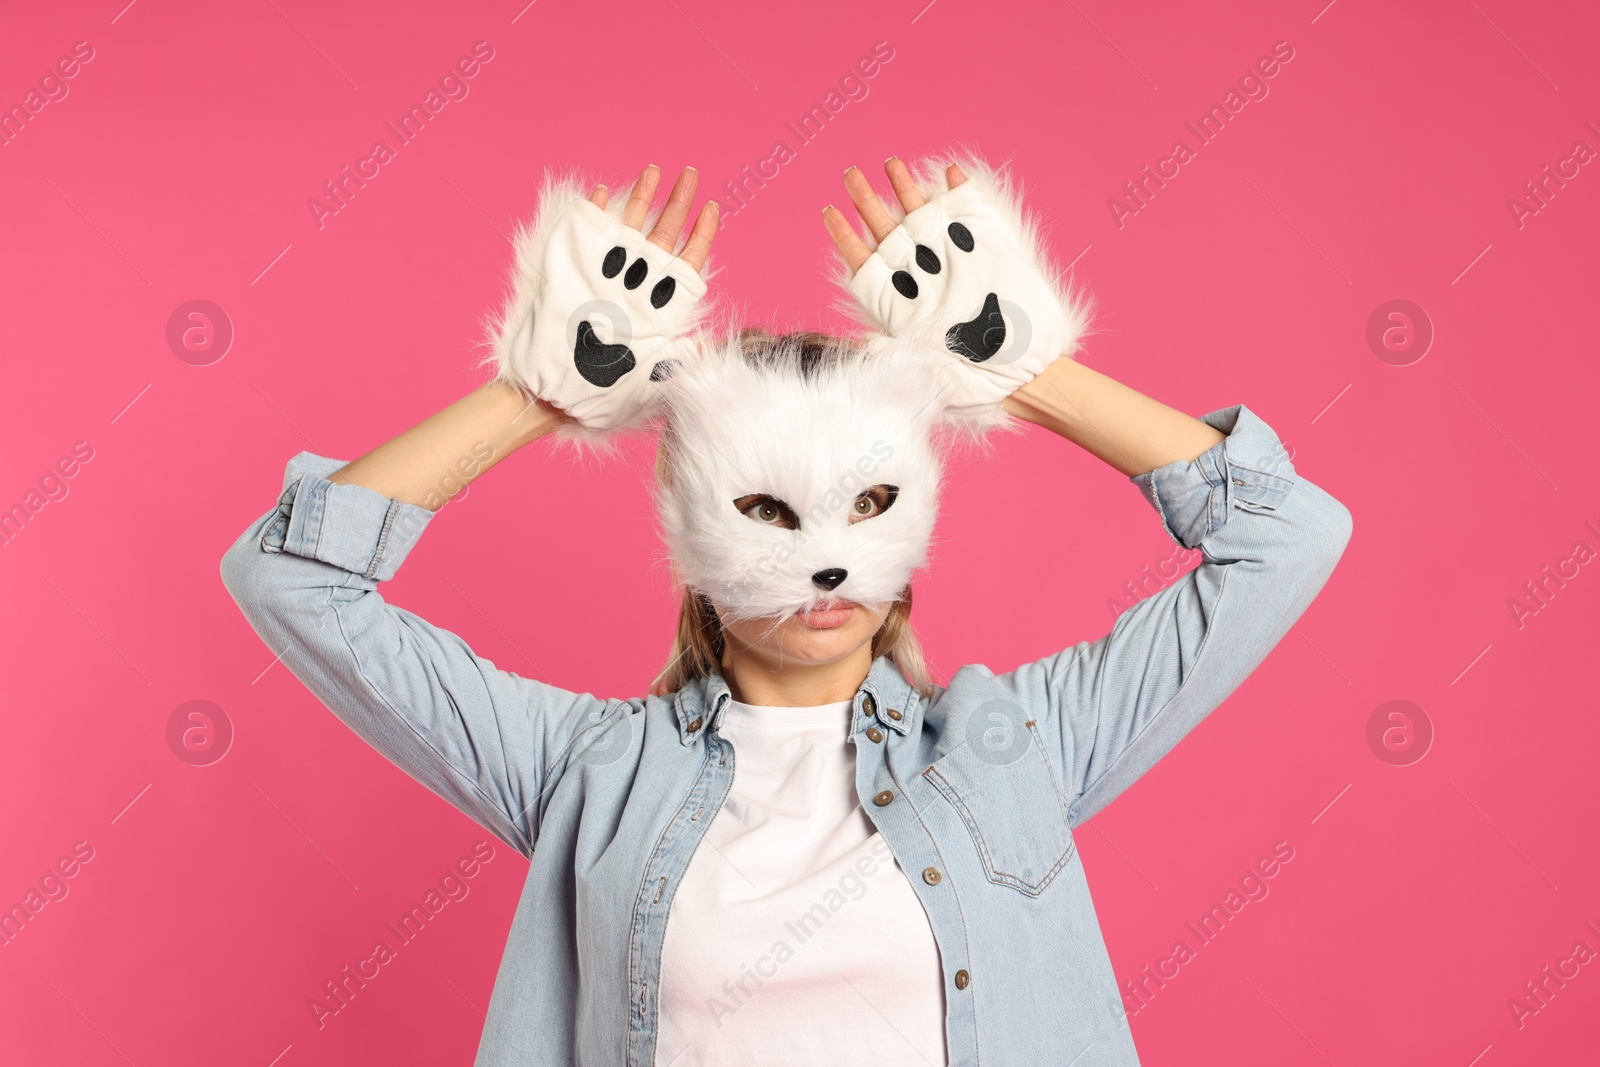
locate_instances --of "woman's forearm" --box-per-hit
[1003,357,1225,477]
[329,381,568,510]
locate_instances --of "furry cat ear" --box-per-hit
[855,331,1021,443]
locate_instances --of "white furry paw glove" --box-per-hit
[489,176,711,437]
[842,158,1088,426]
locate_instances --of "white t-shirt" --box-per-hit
[655,698,947,1066]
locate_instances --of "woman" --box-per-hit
[221,157,1351,1066]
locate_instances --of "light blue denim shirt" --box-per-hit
[220,405,1350,1066]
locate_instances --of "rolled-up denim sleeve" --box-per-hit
[219,452,614,856]
[991,406,1352,826]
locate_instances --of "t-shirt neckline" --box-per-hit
[721,697,854,732]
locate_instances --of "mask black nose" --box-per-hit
[811,568,847,591]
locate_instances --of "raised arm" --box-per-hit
[222,165,720,854]
[221,389,589,856]
[827,153,1350,826]
[994,359,1351,825]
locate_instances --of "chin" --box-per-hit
[728,601,886,666]
[782,621,872,663]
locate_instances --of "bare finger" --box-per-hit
[648,167,699,254]
[947,163,968,188]
[623,165,661,230]
[843,166,899,243]
[678,200,719,273]
[885,156,925,214]
[823,204,873,272]
[589,184,610,209]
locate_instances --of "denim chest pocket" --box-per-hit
[923,718,1076,897]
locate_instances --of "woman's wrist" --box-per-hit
[497,381,570,451]
[1003,358,1093,437]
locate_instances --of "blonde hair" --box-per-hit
[649,327,936,699]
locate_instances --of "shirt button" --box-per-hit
[687,717,703,733]
[874,790,894,807]
[865,727,884,743]
[954,969,970,990]
[922,866,942,885]
[886,708,903,721]
[863,694,877,716]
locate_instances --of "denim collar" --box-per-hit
[672,655,918,746]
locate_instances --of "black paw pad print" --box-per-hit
[886,220,1006,362]
[601,245,680,309]
[574,319,635,387]
[576,245,685,387]
[946,293,1005,363]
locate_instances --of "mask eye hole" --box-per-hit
[849,484,899,524]
[733,494,800,530]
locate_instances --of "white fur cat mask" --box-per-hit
[655,332,946,623]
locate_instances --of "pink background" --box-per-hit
[2,0,1597,1064]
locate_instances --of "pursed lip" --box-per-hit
[795,600,856,629]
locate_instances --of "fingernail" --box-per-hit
[822,204,834,214]
[842,165,857,177]
[684,165,698,174]
[707,200,719,211]
[884,155,899,165]
[595,183,607,192]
